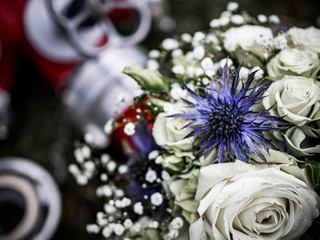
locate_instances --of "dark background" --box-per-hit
[0,0,319,239]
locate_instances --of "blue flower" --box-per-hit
[176,63,286,163]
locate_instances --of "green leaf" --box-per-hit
[305,158,320,187]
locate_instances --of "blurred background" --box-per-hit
[0,0,319,239]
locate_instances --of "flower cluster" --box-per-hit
[70,2,320,240]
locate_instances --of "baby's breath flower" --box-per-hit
[81,145,91,158]
[221,11,232,18]
[193,46,205,60]
[172,65,185,75]
[227,2,239,12]
[170,217,184,229]
[76,175,88,186]
[148,150,159,160]
[100,173,108,182]
[201,57,214,70]
[97,217,108,226]
[150,192,163,206]
[100,153,110,164]
[273,35,287,49]
[102,226,113,238]
[162,38,179,50]
[167,229,179,239]
[194,68,204,77]
[172,49,183,58]
[258,14,268,23]
[106,160,117,172]
[231,14,244,25]
[84,132,94,145]
[205,69,216,78]
[219,58,233,68]
[115,189,125,198]
[124,122,136,136]
[134,202,144,215]
[269,15,280,24]
[202,77,210,85]
[68,164,80,176]
[258,36,272,49]
[192,32,206,45]
[86,224,100,234]
[155,155,164,164]
[181,33,192,43]
[123,219,133,228]
[187,66,196,77]
[145,169,157,183]
[219,16,230,26]
[84,161,95,172]
[97,185,112,197]
[104,119,114,134]
[104,204,117,214]
[147,59,160,70]
[149,49,160,59]
[118,165,128,174]
[74,148,84,163]
[209,19,220,28]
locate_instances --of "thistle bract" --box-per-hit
[177,64,286,163]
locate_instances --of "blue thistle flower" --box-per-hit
[176,63,286,163]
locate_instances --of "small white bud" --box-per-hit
[81,145,91,159]
[123,219,133,228]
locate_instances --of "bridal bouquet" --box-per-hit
[69,2,320,239]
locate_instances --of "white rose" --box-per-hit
[152,101,195,158]
[287,27,320,53]
[267,47,320,78]
[263,75,320,126]
[189,150,320,240]
[223,25,273,59]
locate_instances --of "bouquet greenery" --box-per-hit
[70,2,320,239]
